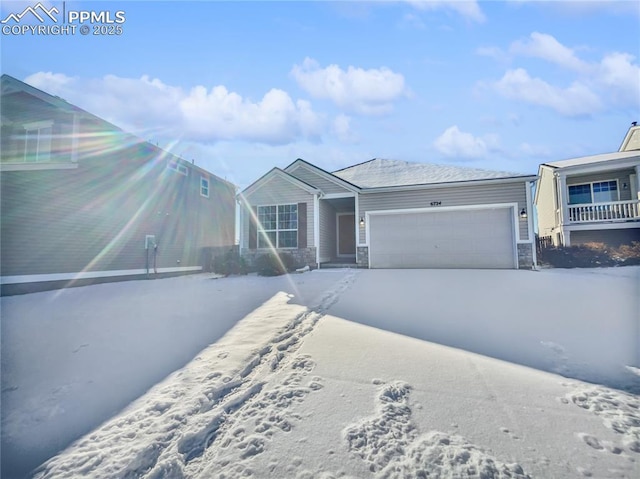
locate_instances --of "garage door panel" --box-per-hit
[369,208,515,269]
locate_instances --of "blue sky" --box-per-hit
[2,0,639,188]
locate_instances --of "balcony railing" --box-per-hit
[568,199,640,223]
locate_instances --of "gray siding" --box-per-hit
[536,167,558,237]
[1,137,236,278]
[566,169,636,202]
[242,175,315,248]
[287,163,352,195]
[319,200,336,262]
[358,181,529,244]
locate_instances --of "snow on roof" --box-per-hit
[332,158,527,188]
[542,150,640,169]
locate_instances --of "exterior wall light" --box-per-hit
[519,208,527,219]
[359,216,365,227]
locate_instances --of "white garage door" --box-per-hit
[368,207,516,269]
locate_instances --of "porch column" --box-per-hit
[556,173,569,226]
[635,165,640,200]
[314,194,320,268]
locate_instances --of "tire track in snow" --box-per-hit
[33,271,358,479]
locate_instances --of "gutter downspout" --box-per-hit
[314,193,321,269]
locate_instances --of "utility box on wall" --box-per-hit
[145,235,157,250]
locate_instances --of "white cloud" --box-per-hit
[476,46,509,63]
[483,32,640,114]
[405,0,485,23]
[508,0,640,16]
[509,32,590,72]
[399,12,425,29]
[291,58,406,115]
[24,72,324,144]
[493,68,602,117]
[519,142,551,158]
[478,32,640,116]
[332,114,359,143]
[433,125,494,159]
[597,52,640,106]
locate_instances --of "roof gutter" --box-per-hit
[544,156,640,176]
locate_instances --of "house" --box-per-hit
[0,74,236,294]
[238,158,537,270]
[535,125,640,247]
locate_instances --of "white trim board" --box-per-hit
[0,162,79,172]
[322,193,356,199]
[1,266,203,285]
[564,222,640,231]
[364,203,520,269]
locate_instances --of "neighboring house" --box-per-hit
[535,125,640,247]
[0,74,236,294]
[239,158,537,270]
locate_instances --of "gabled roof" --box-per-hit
[1,74,121,130]
[541,150,640,169]
[1,74,234,188]
[284,158,360,192]
[240,167,320,198]
[332,158,530,188]
[618,125,640,152]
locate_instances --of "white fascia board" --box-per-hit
[358,175,538,194]
[322,192,356,199]
[554,157,640,177]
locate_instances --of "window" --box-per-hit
[257,204,298,248]
[167,160,188,176]
[592,181,618,203]
[23,121,53,163]
[568,180,619,205]
[200,176,210,198]
[568,184,592,204]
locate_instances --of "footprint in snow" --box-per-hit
[344,380,531,478]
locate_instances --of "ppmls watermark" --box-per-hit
[1,2,126,36]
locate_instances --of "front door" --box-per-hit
[337,214,356,256]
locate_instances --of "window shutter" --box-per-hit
[298,202,307,249]
[249,206,257,249]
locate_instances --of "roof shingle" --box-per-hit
[332,158,527,188]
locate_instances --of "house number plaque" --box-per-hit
[430,201,442,206]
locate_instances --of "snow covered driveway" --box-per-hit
[2,267,639,478]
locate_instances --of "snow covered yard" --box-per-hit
[1,271,351,479]
[2,267,639,478]
[328,267,640,388]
